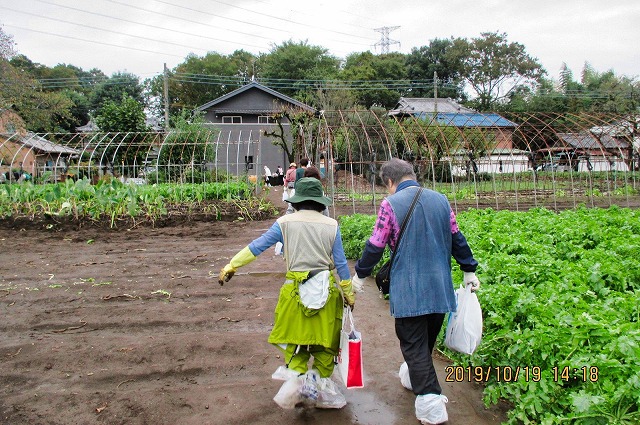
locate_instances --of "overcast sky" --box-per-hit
[1,0,639,81]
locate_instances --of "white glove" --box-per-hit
[463,272,480,292]
[351,275,366,293]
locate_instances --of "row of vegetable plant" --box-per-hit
[340,206,639,424]
[0,178,260,225]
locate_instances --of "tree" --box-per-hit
[450,32,545,110]
[258,40,340,99]
[405,38,465,100]
[339,51,407,108]
[157,111,218,182]
[89,72,145,117]
[579,62,639,113]
[145,50,256,121]
[0,58,75,132]
[94,94,148,133]
[2,26,76,132]
[263,106,316,164]
[0,24,16,60]
[93,94,150,171]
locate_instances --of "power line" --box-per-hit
[151,0,291,35]
[103,0,280,41]
[32,0,267,50]
[204,0,372,45]
[4,24,186,59]
[0,6,210,54]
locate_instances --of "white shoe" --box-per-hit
[416,394,448,424]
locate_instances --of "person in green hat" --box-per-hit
[217,177,356,409]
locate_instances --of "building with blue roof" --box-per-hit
[388,97,530,175]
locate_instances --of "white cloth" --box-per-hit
[298,270,330,310]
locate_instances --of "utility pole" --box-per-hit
[374,26,400,54]
[163,63,170,130]
[434,71,438,114]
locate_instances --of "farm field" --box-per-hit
[339,205,640,424]
[0,186,509,425]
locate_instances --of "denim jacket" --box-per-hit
[356,181,477,318]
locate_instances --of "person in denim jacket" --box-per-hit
[353,158,480,425]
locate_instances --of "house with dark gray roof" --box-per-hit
[195,81,316,177]
[545,132,631,172]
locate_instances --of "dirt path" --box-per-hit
[0,185,509,425]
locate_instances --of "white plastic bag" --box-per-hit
[316,377,346,409]
[282,190,289,202]
[444,284,483,355]
[273,375,304,409]
[398,361,412,390]
[272,365,299,381]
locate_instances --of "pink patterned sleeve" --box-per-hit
[450,209,460,234]
[368,199,399,249]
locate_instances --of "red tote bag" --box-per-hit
[337,308,364,389]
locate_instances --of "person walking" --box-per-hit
[352,158,480,425]
[263,165,272,186]
[284,162,297,197]
[285,166,329,216]
[295,158,309,181]
[218,177,356,409]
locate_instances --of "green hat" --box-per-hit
[286,177,332,206]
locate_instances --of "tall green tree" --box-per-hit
[146,50,256,121]
[450,32,545,110]
[2,26,75,132]
[94,94,148,133]
[93,94,150,170]
[580,62,639,113]
[90,72,145,117]
[1,56,75,132]
[339,51,407,108]
[258,40,340,99]
[405,38,465,100]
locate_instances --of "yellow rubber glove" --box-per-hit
[339,279,356,308]
[218,246,256,286]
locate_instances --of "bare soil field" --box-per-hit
[0,186,510,425]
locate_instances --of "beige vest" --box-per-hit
[277,210,338,273]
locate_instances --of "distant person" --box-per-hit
[295,158,309,181]
[263,165,272,186]
[286,166,329,216]
[353,158,480,425]
[276,165,284,185]
[284,163,297,196]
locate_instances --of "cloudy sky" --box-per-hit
[1,0,639,81]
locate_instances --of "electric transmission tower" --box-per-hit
[374,26,400,54]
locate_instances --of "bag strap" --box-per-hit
[342,307,356,332]
[388,187,423,268]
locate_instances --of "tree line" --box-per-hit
[1,25,638,134]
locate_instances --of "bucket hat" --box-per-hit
[289,162,297,168]
[286,177,331,206]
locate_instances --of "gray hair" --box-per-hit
[380,158,416,185]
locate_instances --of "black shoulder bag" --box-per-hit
[375,188,423,296]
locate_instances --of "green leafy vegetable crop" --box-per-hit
[340,206,640,424]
